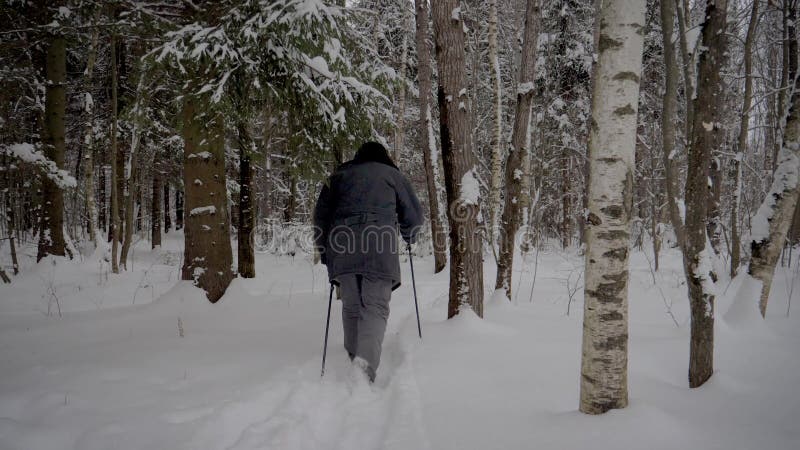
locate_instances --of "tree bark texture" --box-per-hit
[732,0,760,275]
[750,72,800,317]
[152,170,162,248]
[238,128,255,278]
[37,33,68,261]
[488,0,503,248]
[495,0,540,299]
[110,34,120,274]
[432,0,484,318]
[658,0,685,251]
[579,0,646,415]
[683,0,728,389]
[181,97,234,302]
[415,0,447,274]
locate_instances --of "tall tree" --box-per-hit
[579,0,646,414]
[432,0,484,318]
[181,96,234,302]
[749,29,800,318]
[152,168,162,248]
[414,0,447,274]
[237,122,255,278]
[83,22,100,245]
[731,0,760,276]
[495,0,540,299]
[487,0,503,247]
[110,33,120,274]
[36,24,68,261]
[683,0,728,388]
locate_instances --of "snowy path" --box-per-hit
[2,236,800,450]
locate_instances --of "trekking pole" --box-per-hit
[321,282,335,377]
[408,244,422,339]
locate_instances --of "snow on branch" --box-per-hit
[2,143,76,189]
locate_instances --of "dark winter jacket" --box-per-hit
[313,147,423,290]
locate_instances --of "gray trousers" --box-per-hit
[339,273,392,378]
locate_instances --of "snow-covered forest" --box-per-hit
[1,0,799,448]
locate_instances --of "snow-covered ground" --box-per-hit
[1,234,799,450]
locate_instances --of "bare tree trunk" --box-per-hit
[659,0,685,250]
[237,124,255,278]
[675,0,695,140]
[432,0,484,318]
[175,189,183,230]
[708,156,722,255]
[749,45,800,317]
[684,0,728,389]
[495,0,539,299]
[561,155,572,249]
[83,24,99,245]
[774,3,794,172]
[152,168,162,248]
[2,150,19,275]
[164,183,171,233]
[36,32,68,262]
[488,0,503,248]
[110,34,120,274]
[120,148,137,268]
[415,0,447,274]
[99,165,107,233]
[181,97,234,302]
[732,0,760,276]
[579,0,646,415]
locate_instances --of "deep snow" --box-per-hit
[1,233,799,450]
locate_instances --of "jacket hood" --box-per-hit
[351,141,398,170]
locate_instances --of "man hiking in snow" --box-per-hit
[314,141,423,382]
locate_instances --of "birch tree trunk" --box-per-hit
[414,0,447,274]
[658,0,685,250]
[432,0,484,318]
[732,0,760,275]
[36,32,68,262]
[181,96,234,302]
[683,0,728,388]
[488,0,503,247]
[495,0,539,299]
[749,49,800,318]
[579,0,646,415]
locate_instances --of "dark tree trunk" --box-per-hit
[180,96,233,302]
[495,0,540,298]
[152,170,162,248]
[432,0,484,318]
[164,183,171,233]
[99,165,107,233]
[36,32,68,261]
[176,189,183,230]
[237,128,255,278]
[683,0,728,389]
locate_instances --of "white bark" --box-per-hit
[580,0,646,415]
[749,72,800,317]
[488,0,503,246]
